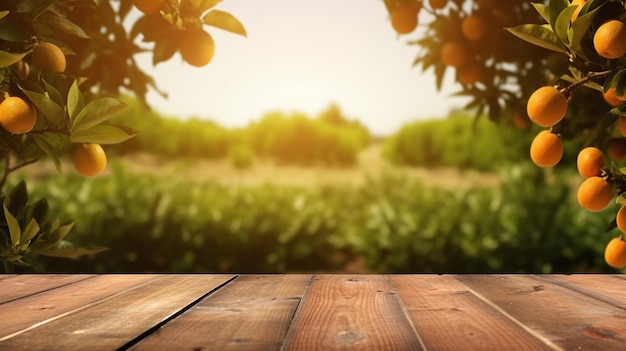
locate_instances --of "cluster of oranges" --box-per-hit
[526,7,626,269]
[133,0,216,67]
[389,0,488,86]
[2,41,107,178]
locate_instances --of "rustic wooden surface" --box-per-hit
[0,274,624,350]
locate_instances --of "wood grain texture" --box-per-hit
[455,274,626,351]
[390,274,553,350]
[0,274,235,351]
[130,274,311,351]
[0,274,94,304]
[281,274,424,351]
[0,274,159,339]
[538,274,626,309]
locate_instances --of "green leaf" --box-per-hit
[21,218,39,244]
[4,204,20,247]
[555,6,577,41]
[32,134,62,172]
[202,10,247,37]
[21,89,65,124]
[43,80,64,107]
[190,0,221,17]
[7,181,28,216]
[70,124,136,144]
[531,3,550,23]
[38,13,89,39]
[67,79,85,121]
[0,50,27,69]
[27,199,50,228]
[548,0,569,33]
[51,222,74,244]
[38,244,108,258]
[506,24,568,54]
[569,4,602,61]
[152,32,180,66]
[71,97,127,132]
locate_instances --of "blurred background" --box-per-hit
[11,0,621,273]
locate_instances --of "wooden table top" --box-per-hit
[0,274,624,350]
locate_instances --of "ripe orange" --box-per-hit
[616,205,626,233]
[570,0,588,22]
[577,176,613,212]
[390,3,419,35]
[607,138,626,161]
[180,29,215,67]
[429,0,448,9]
[462,16,486,41]
[603,88,626,107]
[576,147,605,178]
[457,62,483,85]
[133,0,165,15]
[593,20,626,59]
[604,236,626,268]
[0,96,37,134]
[73,143,107,177]
[530,130,563,168]
[31,42,66,73]
[619,116,626,137]
[441,42,467,68]
[526,86,568,127]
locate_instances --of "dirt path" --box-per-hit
[19,143,499,189]
[117,143,500,189]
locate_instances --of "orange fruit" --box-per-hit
[390,3,419,35]
[603,88,626,107]
[180,30,215,67]
[441,42,467,68]
[616,205,626,233]
[576,147,605,178]
[570,0,588,22]
[429,0,448,9]
[577,176,613,212]
[607,138,626,161]
[73,143,107,177]
[13,60,29,80]
[31,42,66,73]
[530,130,563,168]
[462,16,486,41]
[526,86,568,127]
[619,116,626,137]
[593,20,626,59]
[457,62,483,85]
[133,0,165,15]
[604,236,626,268]
[0,96,37,134]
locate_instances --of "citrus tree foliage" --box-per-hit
[385,0,626,269]
[0,0,245,271]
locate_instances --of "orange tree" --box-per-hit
[0,0,245,271]
[384,0,626,269]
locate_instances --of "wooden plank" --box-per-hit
[390,275,553,350]
[539,274,626,309]
[281,274,424,351]
[0,274,160,339]
[0,274,95,304]
[455,274,626,351]
[0,274,235,351]
[129,274,311,351]
[0,274,17,281]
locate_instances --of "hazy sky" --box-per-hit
[135,0,470,136]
